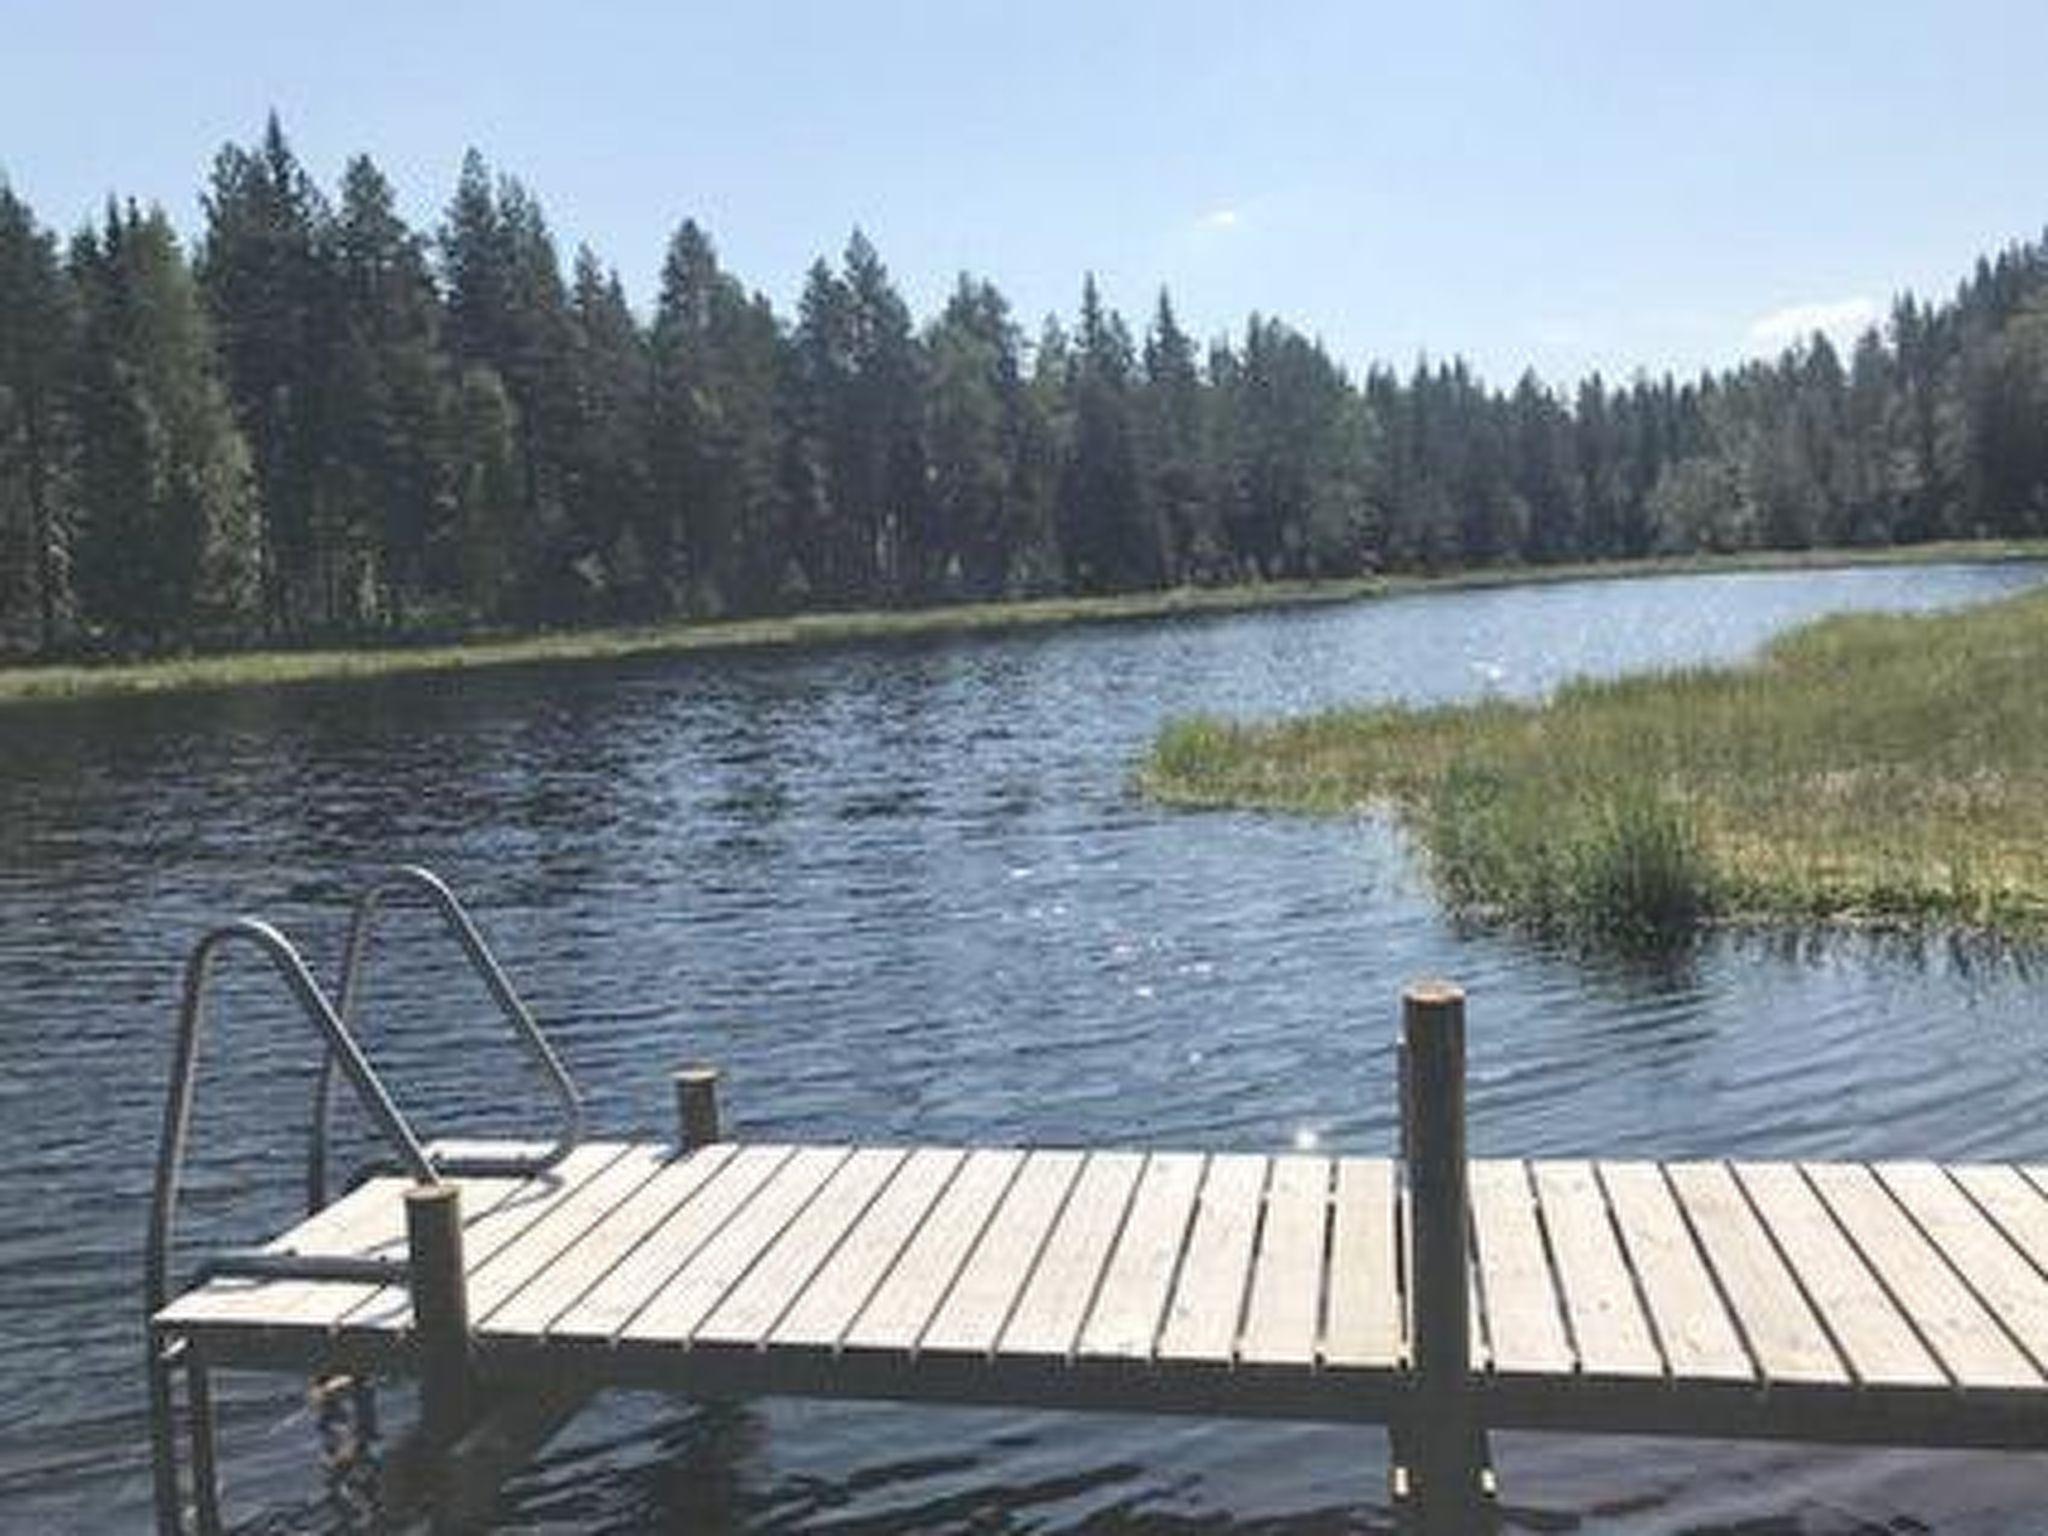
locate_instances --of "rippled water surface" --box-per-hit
[6,564,2048,1533]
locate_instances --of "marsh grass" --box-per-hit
[1142,581,2048,943]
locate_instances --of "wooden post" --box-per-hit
[1395,980,1494,1532]
[405,1184,472,1454]
[674,1065,722,1150]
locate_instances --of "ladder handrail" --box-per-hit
[306,865,583,1210]
[147,917,438,1536]
[147,918,438,1324]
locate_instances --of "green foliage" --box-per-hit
[0,181,77,651]
[69,202,257,649]
[13,116,2048,662]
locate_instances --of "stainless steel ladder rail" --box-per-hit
[306,865,584,1210]
[147,917,441,1536]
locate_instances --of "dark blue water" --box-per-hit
[4,563,2047,1533]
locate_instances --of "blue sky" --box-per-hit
[4,0,2046,386]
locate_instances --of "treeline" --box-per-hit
[5,116,2048,659]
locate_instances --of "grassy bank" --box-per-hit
[1142,578,2048,944]
[2,539,2044,707]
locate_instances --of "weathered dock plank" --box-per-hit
[1469,1160,1572,1377]
[1530,1160,1660,1380]
[1596,1160,1751,1382]
[1155,1154,1266,1364]
[1666,1161,1844,1387]
[156,1143,2048,1447]
[772,1147,966,1350]
[842,1148,1024,1353]
[1322,1157,1403,1370]
[1077,1152,1204,1361]
[1730,1161,1942,1389]
[921,1150,1081,1356]
[1239,1155,1329,1368]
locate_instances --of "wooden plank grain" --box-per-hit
[1239,1156,1331,1368]
[1666,1162,1844,1388]
[550,1145,796,1343]
[483,1144,739,1338]
[1468,1159,1572,1376]
[920,1150,1082,1357]
[1863,1163,2048,1385]
[1076,1153,1204,1361]
[342,1143,640,1334]
[1000,1152,1146,1358]
[845,1149,1025,1354]
[1732,1162,1942,1389]
[773,1147,966,1350]
[1598,1161,1750,1383]
[1952,1164,2048,1278]
[1156,1155,1267,1364]
[464,1145,674,1324]
[1323,1158,1402,1371]
[1530,1160,1661,1380]
[1806,1162,2037,1390]
[695,1148,910,1347]
[622,1146,853,1346]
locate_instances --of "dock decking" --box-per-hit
[159,1136,2048,1450]
[144,929,2048,1533]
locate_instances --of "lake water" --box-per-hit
[4,562,2048,1533]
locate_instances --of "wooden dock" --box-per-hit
[158,1136,2048,1441]
[147,981,2048,1533]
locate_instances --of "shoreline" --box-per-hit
[1140,576,2048,944]
[3,538,2044,707]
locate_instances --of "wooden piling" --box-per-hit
[674,1066,722,1150]
[404,1183,472,1452]
[1397,980,1494,1532]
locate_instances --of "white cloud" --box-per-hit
[1196,207,1242,232]
[1746,295,1879,353]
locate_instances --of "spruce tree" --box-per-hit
[1062,276,1148,591]
[565,247,651,617]
[788,257,859,601]
[0,182,78,653]
[842,232,926,601]
[200,114,334,635]
[924,278,1029,598]
[1139,291,1210,584]
[329,154,455,625]
[71,203,258,649]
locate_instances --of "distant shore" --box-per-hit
[3,539,2044,707]
[1141,563,2048,945]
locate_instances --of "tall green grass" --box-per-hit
[1141,583,2048,943]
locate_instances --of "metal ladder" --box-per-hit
[145,868,583,1536]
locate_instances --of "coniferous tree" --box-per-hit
[328,154,453,626]
[564,247,652,617]
[0,183,78,652]
[842,232,926,601]
[200,114,333,635]
[1062,276,1148,591]
[438,154,580,616]
[1139,290,1212,584]
[925,277,1027,597]
[71,203,258,648]
[786,258,859,603]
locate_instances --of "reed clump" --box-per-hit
[1141,584,2048,943]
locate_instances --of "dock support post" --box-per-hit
[674,1065,722,1150]
[405,1184,473,1455]
[1392,980,1496,1533]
